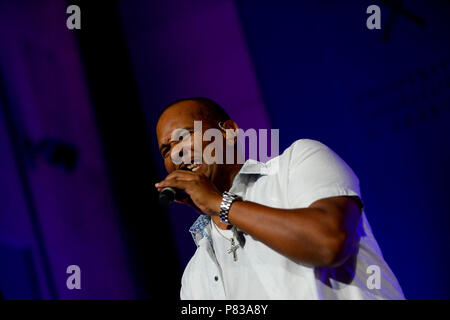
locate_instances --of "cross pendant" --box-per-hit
[227,238,239,261]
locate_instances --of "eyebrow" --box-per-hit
[159,126,194,154]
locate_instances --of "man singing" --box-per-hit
[155,97,404,299]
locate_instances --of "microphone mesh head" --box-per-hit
[159,188,175,205]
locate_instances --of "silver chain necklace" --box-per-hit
[212,220,240,261]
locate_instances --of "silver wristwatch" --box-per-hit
[219,191,241,225]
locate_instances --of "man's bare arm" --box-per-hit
[227,196,362,268]
[155,170,362,268]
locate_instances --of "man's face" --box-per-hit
[156,101,223,180]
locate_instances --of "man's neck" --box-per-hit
[215,162,243,192]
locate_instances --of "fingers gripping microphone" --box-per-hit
[159,187,179,205]
[159,165,192,205]
[159,163,193,204]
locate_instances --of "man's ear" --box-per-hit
[219,119,238,131]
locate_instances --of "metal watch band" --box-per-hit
[219,191,240,225]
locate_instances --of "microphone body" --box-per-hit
[159,187,179,205]
[159,167,191,204]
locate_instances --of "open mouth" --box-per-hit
[184,163,202,172]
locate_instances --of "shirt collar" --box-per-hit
[188,158,271,247]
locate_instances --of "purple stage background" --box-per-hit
[0,0,449,299]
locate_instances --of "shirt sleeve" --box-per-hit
[286,139,363,208]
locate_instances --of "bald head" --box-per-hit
[158,97,230,127]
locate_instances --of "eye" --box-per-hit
[162,130,194,158]
[161,146,170,158]
[181,130,194,138]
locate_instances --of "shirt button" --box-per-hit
[214,276,219,281]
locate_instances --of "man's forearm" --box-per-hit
[227,199,355,267]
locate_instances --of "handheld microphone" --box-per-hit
[159,166,192,205]
[159,187,179,205]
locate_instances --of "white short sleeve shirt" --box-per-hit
[180,139,405,300]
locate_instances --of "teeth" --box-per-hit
[184,163,200,171]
